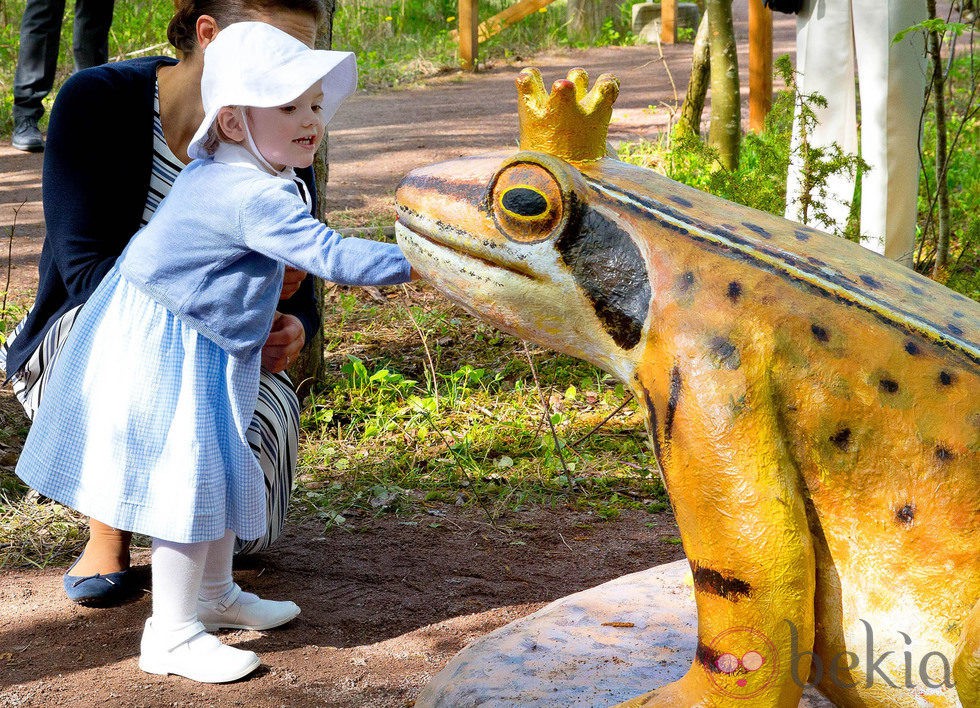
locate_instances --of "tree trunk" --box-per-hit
[677,9,710,136]
[926,0,950,276]
[706,0,740,169]
[567,0,619,43]
[289,0,335,397]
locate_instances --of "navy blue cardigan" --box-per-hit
[6,56,321,378]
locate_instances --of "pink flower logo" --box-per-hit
[705,627,779,699]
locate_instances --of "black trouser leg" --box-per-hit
[13,0,67,123]
[72,0,114,71]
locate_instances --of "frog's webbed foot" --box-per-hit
[614,671,768,707]
[615,674,707,707]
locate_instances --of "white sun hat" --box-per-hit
[187,21,357,160]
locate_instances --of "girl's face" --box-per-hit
[247,82,325,171]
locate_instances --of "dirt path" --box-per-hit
[1,12,798,708]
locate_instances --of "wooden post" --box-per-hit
[458,0,479,71]
[660,0,677,44]
[748,0,773,132]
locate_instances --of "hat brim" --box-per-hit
[187,50,357,161]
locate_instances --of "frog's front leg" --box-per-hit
[621,343,816,707]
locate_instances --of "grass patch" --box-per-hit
[294,282,668,531]
[0,493,87,569]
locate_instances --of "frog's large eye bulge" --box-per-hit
[491,162,565,243]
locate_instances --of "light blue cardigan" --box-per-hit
[119,144,411,358]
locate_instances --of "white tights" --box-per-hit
[150,530,237,634]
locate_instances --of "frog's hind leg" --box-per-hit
[954,598,980,706]
[620,348,816,707]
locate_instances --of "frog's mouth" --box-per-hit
[394,219,538,281]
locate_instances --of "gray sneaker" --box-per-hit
[12,119,44,153]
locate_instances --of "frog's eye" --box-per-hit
[501,187,548,217]
[490,162,565,243]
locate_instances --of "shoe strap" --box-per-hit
[213,584,243,613]
[155,620,208,651]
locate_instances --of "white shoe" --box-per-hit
[138,618,260,683]
[198,584,300,632]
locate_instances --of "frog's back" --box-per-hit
[593,159,979,366]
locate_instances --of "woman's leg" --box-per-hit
[236,369,300,555]
[67,517,130,575]
[2,306,134,591]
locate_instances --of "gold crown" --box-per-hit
[516,68,620,164]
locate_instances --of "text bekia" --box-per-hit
[787,619,955,690]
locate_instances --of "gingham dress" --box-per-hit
[15,135,409,544]
[15,265,267,543]
[3,86,297,548]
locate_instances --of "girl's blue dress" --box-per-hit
[16,266,267,543]
[15,144,411,544]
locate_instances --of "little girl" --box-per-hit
[15,22,412,683]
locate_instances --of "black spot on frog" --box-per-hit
[556,207,651,350]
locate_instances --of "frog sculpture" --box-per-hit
[394,69,978,707]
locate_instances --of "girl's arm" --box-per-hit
[272,165,322,348]
[241,179,412,287]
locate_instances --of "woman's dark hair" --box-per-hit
[167,0,326,53]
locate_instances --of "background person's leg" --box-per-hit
[71,0,114,71]
[785,0,858,235]
[852,0,927,266]
[12,0,66,150]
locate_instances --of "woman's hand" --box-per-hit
[262,312,306,373]
[281,267,307,301]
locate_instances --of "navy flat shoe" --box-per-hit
[63,557,135,607]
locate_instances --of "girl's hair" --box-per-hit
[201,121,225,155]
[167,0,326,54]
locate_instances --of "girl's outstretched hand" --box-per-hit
[262,312,305,373]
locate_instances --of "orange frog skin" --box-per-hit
[395,69,979,707]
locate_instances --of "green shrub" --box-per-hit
[619,83,796,218]
[619,51,978,301]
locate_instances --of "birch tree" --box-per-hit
[706,0,740,168]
